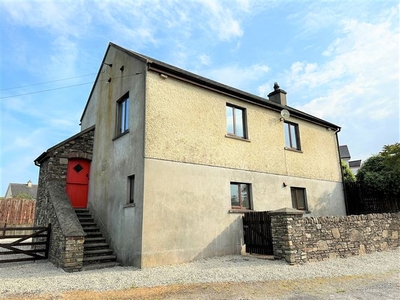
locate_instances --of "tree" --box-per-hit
[356,143,400,196]
[14,192,34,199]
[341,159,356,183]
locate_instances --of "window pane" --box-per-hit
[290,124,297,149]
[241,184,249,208]
[129,175,135,204]
[124,98,129,131]
[296,189,306,210]
[230,184,239,207]
[284,123,291,147]
[226,106,234,134]
[235,108,244,137]
[291,188,306,210]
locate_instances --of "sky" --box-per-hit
[0,0,399,196]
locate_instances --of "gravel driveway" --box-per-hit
[1,249,399,299]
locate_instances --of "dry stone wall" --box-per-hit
[271,208,399,264]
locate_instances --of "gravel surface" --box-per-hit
[1,249,399,298]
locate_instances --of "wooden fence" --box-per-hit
[0,198,36,225]
[345,183,399,215]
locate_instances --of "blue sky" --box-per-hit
[1,0,399,195]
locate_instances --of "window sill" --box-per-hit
[229,209,252,214]
[124,203,135,208]
[113,130,130,141]
[225,134,250,142]
[284,147,302,153]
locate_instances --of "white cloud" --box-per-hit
[196,0,244,41]
[286,11,399,121]
[199,54,211,66]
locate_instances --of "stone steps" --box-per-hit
[75,208,119,270]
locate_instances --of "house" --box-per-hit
[4,180,38,199]
[349,159,362,175]
[34,42,346,270]
[339,145,351,165]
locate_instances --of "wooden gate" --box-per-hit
[0,224,51,263]
[243,211,273,255]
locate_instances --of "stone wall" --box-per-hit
[270,208,399,264]
[34,127,94,272]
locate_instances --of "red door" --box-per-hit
[66,158,90,208]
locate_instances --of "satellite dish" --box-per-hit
[280,109,290,120]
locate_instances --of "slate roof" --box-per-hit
[339,145,351,159]
[349,160,362,168]
[5,182,38,199]
[81,42,341,131]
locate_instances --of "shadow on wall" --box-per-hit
[193,215,243,262]
[312,184,345,216]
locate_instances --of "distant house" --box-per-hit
[339,145,351,165]
[4,180,38,199]
[34,42,346,270]
[349,159,362,175]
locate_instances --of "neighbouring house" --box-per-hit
[4,180,38,199]
[349,159,362,175]
[34,42,346,270]
[339,145,351,165]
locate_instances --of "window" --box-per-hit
[291,187,308,211]
[128,175,135,204]
[226,104,247,138]
[230,182,251,210]
[284,121,301,150]
[116,93,129,136]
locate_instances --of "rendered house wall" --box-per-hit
[141,70,345,267]
[81,47,146,267]
[79,44,345,268]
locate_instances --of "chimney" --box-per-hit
[268,82,287,106]
[27,180,32,188]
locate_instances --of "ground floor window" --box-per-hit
[128,175,135,204]
[291,187,308,210]
[230,182,251,210]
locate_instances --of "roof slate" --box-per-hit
[6,183,38,199]
[339,145,351,159]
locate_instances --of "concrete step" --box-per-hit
[82,226,100,232]
[83,254,117,263]
[84,242,109,248]
[84,248,113,256]
[85,237,106,243]
[82,261,120,271]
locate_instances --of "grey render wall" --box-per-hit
[270,210,400,264]
[34,127,94,271]
[81,47,146,268]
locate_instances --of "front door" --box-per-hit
[66,158,90,208]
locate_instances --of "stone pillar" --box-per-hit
[270,208,304,265]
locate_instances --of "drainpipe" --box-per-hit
[334,127,349,215]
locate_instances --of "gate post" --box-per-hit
[269,208,304,264]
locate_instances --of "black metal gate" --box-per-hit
[243,211,273,255]
[0,224,51,263]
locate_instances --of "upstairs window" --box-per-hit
[230,182,251,210]
[116,93,129,136]
[291,187,308,211]
[226,104,247,139]
[284,121,301,150]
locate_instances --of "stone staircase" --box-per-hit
[75,208,120,271]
